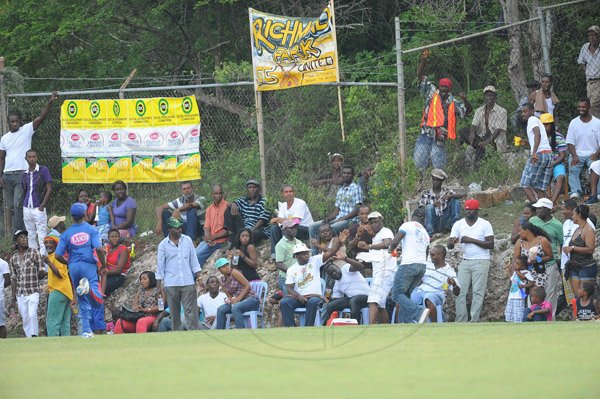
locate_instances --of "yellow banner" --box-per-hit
[249,1,339,91]
[60,97,201,183]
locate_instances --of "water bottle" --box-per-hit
[130,243,136,260]
[232,255,239,266]
[158,296,164,311]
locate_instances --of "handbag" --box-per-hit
[119,306,145,322]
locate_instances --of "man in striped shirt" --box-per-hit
[225,179,271,245]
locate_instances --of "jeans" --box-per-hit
[414,134,447,171]
[164,285,199,331]
[568,155,593,196]
[424,199,461,237]
[23,207,48,255]
[280,296,323,327]
[391,263,426,323]
[3,170,25,232]
[68,262,103,335]
[195,241,225,268]
[161,208,201,241]
[522,307,547,322]
[308,219,352,255]
[322,295,368,323]
[215,297,260,329]
[270,224,309,258]
[455,259,491,322]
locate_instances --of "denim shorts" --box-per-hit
[553,163,566,180]
[571,262,598,281]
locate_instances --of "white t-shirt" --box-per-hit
[331,264,370,299]
[508,270,533,299]
[197,291,227,317]
[369,227,397,271]
[0,122,35,172]
[0,258,9,296]
[566,116,600,157]
[277,198,314,227]
[285,254,324,296]
[419,262,459,293]
[526,116,552,154]
[398,222,430,265]
[450,217,494,260]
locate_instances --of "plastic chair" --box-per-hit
[225,281,268,329]
[339,277,372,325]
[295,278,326,327]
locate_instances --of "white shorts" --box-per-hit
[367,258,397,308]
[590,160,600,175]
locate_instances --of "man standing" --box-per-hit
[528,75,559,117]
[195,184,229,267]
[155,180,205,241]
[10,230,45,337]
[226,180,271,245]
[0,92,58,233]
[566,98,600,199]
[466,86,508,167]
[529,198,563,319]
[156,217,202,331]
[55,203,107,338]
[389,208,431,324]
[419,169,462,238]
[269,184,313,259]
[345,205,373,258]
[21,149,52,256]
[519,103,553,203]
[415,49,471,172]
[448,199,494,322]
[309,166,363,254]
[578,25,600,117]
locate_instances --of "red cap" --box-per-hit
[464,199,480,210]
[439,78,452,89]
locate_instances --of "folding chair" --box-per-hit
[339,277,372,325]
[295,278,326,327]
[225,281,268,329]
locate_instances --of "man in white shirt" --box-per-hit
[0,258,10,338]
[321,257,370,323]
[577,25,600,117]
[0,92,58,234]
[389,208,431,324]
[448,199,494,322]
[269,185,313,259]
[197,276,227,329]
[519,103,554,203]
[410,245,460,323]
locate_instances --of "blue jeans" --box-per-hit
[161,208,201,240]
[68,262,103,335]
[391,263,426,323]
[280,296,323,327]
[308,219,352,255]
[215,297,260,329]
[522,307,547,322]
[270,224,309,258]
[414,134,447,171]
[195,241,225,268]
[568,155,593,196]
[3,170,25,232]
[424,199,461,236]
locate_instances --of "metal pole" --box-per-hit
[395,17,406,172]
[255,90,267,196]
[537,7,551,75]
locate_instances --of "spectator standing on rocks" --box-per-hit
[528,75,559,117]
[21,149,52,256]
[563,204,597,299]
[578,25,600,117]
[0,91,58,234]
[540,113,567,205]
[419,168,462,238]
[0,256,10,339]
[448,199,494,323]
[566,98,600,200]
[44,235,73,337]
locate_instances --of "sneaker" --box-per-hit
[81,332,95,339]
[585,195,599,204]
[418,308,430,324]
[76,278,90,296]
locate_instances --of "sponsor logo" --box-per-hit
[167,130,183,146]
[108,132,121,147]
[145,132,163,147]
[135,100,146,117]
[188,128,200,144]
[182,97,193,114]
[89,101,101,118]
[113,101,121,117]
[70,232,90,246]
[125,132,141,147]
[158,98,169,115]
[87,132,104,148]
[68,134,84,148]
[67,101,78,118]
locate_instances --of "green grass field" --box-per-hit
[2,323,599,399]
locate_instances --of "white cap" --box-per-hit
[532,198,553,209]
[292,243,310,254]
[367,211,383,219]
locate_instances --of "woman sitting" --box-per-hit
[114,271,160,334]
[214,258,259,329]
[103,228,131,296]
[110,180,137,238]
[228,228,260,282]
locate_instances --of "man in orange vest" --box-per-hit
[415,50,472,172]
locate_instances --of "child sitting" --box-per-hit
[523,286,553,322]
[576,282,600,321]
[505,255,534,323]
[96,191,112,242]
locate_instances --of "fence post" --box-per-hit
[255,91,267,196]
[395,17,406,172]
[537,7,552,75]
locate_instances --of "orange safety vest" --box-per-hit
[421,92,457,140]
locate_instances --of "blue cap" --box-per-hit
[214,257,230,269]
[70,203,86,218]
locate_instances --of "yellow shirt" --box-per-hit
[47,253,73,301]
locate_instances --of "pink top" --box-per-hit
[532,301,553,321]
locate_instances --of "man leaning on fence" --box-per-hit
[414,49,471,173]
[0,92,58,234]
[578,25,600,118]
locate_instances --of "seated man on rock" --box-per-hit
[155,181,206,241]
[418,169,462,237]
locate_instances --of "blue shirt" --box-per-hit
[98,205,110,226]
[156,234,200,287]
[56,222,102,265]
[335,182,363,221]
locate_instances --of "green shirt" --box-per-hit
[275,237,302,278]
[530,216,563,266]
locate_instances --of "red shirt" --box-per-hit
[205,200,229,244]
